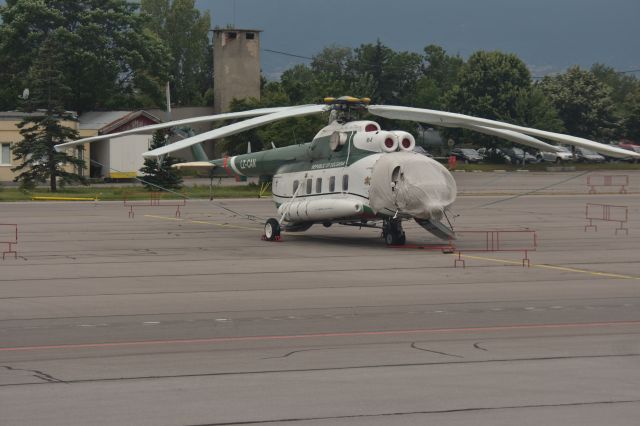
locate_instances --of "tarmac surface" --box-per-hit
[1,170,639,425]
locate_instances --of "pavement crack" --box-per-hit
[410,342,464,358]
[263,348,339,360]
[474,342,488,351]
[1,365,66,384]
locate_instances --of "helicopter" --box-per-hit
[56,96,640,245]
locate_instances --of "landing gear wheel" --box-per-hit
[264,218,281,241]
[383,219,406,246]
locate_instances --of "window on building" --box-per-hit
[227,32,237,40]
[342,174,349,191]
[75,146,84,176]
[246,32,255,40]
[293,180,299,194]
[306,178,312,194]
[329,176,336,192]
[1,143,10,165]
[316,177,322,193]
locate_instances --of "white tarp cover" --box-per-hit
[369,152,457,220]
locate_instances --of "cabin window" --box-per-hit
[316,177,322,193]
[342,174,349,192]
[1,143,10,165]
[306,178,312,194]
[329,176,336,192]
[293,180,299,194]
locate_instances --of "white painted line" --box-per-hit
[143,321,160,325]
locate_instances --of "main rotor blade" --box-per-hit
[143,104,328,158]
[54,107,300,151]
[447,123,561,151]
[368,105,639,159]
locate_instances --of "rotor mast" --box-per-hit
[324,96,371,124]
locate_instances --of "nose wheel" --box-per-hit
[383,218,406,246]
[263,218,281,241]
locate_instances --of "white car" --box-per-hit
[537,146,574,163]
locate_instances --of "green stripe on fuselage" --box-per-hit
[210,133,377,177]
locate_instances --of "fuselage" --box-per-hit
[209,120,456,223]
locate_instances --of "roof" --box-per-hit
[0,110,77,121]
[79,111,132,130]
[213,28,262,33]
[79,110,162,133]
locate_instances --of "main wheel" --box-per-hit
[385,232,395,245]
[264,218,281,241]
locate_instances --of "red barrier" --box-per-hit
[585,203,628,235]
[587,175,628,194]
[0,223,18,260]
[452,230,537,268]
[123,192,187,218]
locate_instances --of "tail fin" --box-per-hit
[190,143,209,162]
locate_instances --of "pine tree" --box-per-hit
[138,130,183,190]
[11,30,86,192]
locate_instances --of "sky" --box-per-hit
[196,0,640,79]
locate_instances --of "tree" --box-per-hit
[138,130,183,190]
[11,30,86,192]
[141,0,212,106]
[539,66,616,140]
[444,51,532,121]
[410,45,464,109]
[443,50,562,146]
[0,0,170,112]
[349,40,423,104]
[622,86,640,141]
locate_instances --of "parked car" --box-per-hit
[503,147,538,164]
[413,146,434,158]
[537,146,574,163]
[575,147,605,163]
[616,142,640,162]
[477,147,511,164]
[449,148,483,163]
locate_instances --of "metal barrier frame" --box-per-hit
[1,223,18,260]
[585,203,628,235]
[587,175,629,194]
[452,230,538,268]
[123,192,187,218]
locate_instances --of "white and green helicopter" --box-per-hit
[56,96,639,245]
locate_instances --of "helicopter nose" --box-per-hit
[369,152,457,220]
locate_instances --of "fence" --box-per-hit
[123,192,187,219]
[0,224,18,260]
[452,229,537,268]
[587,175,629,194]
[585,203,628,235]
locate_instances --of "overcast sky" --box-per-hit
[196,0,640,79]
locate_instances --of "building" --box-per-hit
[79,111,162,179]
[213,28,262,113]
[0,111,88,183]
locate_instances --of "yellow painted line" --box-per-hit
[144,214,261,231]
[32,196,97,201]
[456,253,640,280]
